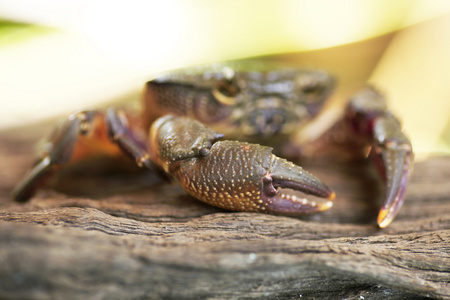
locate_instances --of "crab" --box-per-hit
[12,65,413,228]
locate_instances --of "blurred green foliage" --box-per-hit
[0,20,53,47]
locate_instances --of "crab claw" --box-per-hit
[347,88,414,228]
[372,114,414,228]
[261,154,335,214]
[170,139,335,215]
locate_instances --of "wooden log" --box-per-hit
[0,122,449,299]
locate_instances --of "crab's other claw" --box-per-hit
[372,114,413,228]
[152,115,335,215]
[347,88,414,228]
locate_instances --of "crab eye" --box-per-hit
[297,76,323,93]
[212,78,240,106]
[296,71,333,95]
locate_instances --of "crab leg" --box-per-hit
[346,88,414,228]
[105,108,161,172]
[12,111,98,202]
[12,109,158,202]
[151,115,335,215]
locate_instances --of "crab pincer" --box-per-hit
[372,114,413,228]
[347,88,414,228]
[151,115,335,215]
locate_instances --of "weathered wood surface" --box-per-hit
[0,123,449,299]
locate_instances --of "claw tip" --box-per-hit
[320,200,334,211]
[328,191,336,201]
[311,200,334,213]
[377,208,392,228]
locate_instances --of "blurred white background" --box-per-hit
[0,0,449,157]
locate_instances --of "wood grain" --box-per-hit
[0,122,449,299]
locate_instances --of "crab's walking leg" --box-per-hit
[12,109,158,202]
[346,88,414,228]
[12,111,97,202]
[105,108,160,172]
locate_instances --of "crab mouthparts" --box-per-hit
[261,156,335,215]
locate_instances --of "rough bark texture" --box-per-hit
[0,123,449,300]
